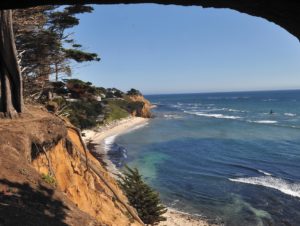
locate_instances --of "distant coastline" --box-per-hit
[144,88,300,97]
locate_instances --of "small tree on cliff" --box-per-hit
[127,88,142,96]
[118,166,167,225]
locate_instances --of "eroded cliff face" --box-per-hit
[0,106,143,226]
[128,95,152,118]
[32,127,142,226]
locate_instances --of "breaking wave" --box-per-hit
[104,135,117,152]
[248,120,278,124]
[163,114,183,119]
[229,176,300,198]
[104,135,128,167]
[257,169,272,176]
[227,108,247,113]
[284,113,296,117]
[184,111,241,120]
[263,99,277,102]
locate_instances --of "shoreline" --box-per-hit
[82,116,149,176]
[82,116,219,226]
[160,208,219,226]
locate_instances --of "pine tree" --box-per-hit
[13,5,100,81]
[118,166,167,225]
[12,5,100,102]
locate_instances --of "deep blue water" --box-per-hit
[108,90,300,225]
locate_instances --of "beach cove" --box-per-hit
[82,90,300,225]
[82,116,218,226]
[82,117,150,176]
[108,91,300,225]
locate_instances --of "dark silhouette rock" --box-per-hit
[0,1,300,42]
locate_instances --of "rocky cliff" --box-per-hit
[0,106,143,226]
[127,95,152,118]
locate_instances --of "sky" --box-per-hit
[69,4,300,95]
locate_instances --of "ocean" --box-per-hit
[106,90,300,226]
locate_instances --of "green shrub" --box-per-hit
[42,174,56,186]
[53,97,103,129]
[104,100,129,123]
[67,100,103,129]
[127,88,142,96]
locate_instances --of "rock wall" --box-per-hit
[3,1,300,42]
[0,107,98,225]
[32,127,143,226]
[0,107,143,226]
[128,95,152,118]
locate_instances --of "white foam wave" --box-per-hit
[198,107,247,113]
[186,103,202,107]
[227,108,247,113]
[189,106,199,109]
[263,99,277,102]
[104,135,117,152]
[229,176,300,198]
[184,111,241,120]
[228,108,239,112]
[284,113,296,117]
[103,121,148,152]
[163,114,183,119]
[170,104,182,109]
[201,108,226,112]
[257,169,272,176]
[126,122,149,133]
[250,120,278,124]
[207,96,249,100]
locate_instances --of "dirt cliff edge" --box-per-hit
[0,106,143,226]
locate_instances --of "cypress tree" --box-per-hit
[119,166,167,225]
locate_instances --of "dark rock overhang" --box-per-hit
[0,1,300,41]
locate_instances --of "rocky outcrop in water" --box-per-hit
[127,95,153,118]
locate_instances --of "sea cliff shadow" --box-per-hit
[0,179,68,226]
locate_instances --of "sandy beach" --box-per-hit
[159,208,219,226]
[82,116,149,145]
[82,116,218,226]
[82,116,149,175]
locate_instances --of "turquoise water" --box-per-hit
[108,90,300,225]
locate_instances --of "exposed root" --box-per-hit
[0,110,19,119]
[41,146,55,177]
[77,152,144,225]
[33,142,55,177]
[54,114,90,173]
[53,114,144,225]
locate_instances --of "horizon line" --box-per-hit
[144,88,300,96]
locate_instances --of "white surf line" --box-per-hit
[229,176,300,198]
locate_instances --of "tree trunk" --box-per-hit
[55,62,58,81]
[0,10,23,118]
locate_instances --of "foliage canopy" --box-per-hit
[119,166,167,225]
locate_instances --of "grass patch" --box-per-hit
[104,100,130,123]
[42,174,56,186]
[52,98,103,129]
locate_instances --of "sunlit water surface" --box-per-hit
[106,90,300,225]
